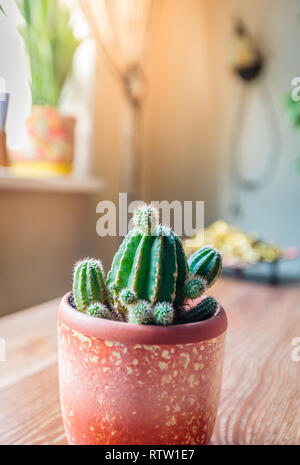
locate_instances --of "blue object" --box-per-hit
[0,93,9,131]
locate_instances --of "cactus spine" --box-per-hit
[177,297,218,324]
[188,246,222,287]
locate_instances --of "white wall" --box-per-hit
[0,0,30,149]
[209,0,300,276]
[91,0,300,277]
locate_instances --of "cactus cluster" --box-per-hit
[71,205,222,325]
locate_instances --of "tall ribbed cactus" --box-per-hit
[107,206,189,312]
[188,246,222,287]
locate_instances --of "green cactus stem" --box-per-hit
[184,276,206,300]
[153,302,175,326]
[73,258,110,312]
[177,297,218,324]
[133,204,159,235]
[108,284,128,319]
[107,205,188,314]
[87,302,123,321]
[188,246,222,287]
[128,300,153,325]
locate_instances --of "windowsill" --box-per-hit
[0,168,105,194]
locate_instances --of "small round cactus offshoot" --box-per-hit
[120,288,137,305]
[87,302,112,319]
[153,302,175,326]
[184,276,206,300]
[133,204,159,235]
[87,302,123,321]
[128,300,153,325]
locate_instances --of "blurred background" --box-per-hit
[1,0,300,316]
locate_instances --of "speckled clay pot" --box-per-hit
[58,293,227,445]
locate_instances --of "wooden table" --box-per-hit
[1,277,300,445]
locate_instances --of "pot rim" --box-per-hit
[58,292,228,346]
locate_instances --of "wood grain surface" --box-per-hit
[0,277,300,445]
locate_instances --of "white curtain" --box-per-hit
[79,0,164,201]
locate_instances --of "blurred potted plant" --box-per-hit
[58,205,227,445]
[10,0,80,177]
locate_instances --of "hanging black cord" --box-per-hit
[230,80,281,191]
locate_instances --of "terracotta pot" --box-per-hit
[58,293,227,445]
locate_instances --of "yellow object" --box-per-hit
[231,31,258,69]
[9,161,72,178]
[230,19,260,69]
[184,220,283,265]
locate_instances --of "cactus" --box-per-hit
[128,301,153,325]
[133,204,159,235]
[177,297,218,324]
[184,276,206,300]
[153,302,175,326]
[107,205,189,314]
[73,258,111,312]
[87,302,123,321]
[119,288,137,305]
[70,206,223,326]
[188,246,222,287]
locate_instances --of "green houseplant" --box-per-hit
[58,205,228,445]
[10,0,80,177]
[71,205,222,325]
